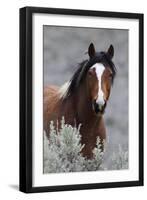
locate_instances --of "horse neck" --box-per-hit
[61,80,103,126]
[72,82,101,124]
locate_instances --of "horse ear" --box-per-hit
[88,43,95,58]
[107,45,114,59]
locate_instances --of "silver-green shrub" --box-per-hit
[111,145,128,170]
[44,117,128,173]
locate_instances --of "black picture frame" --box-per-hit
[19,6,144,193]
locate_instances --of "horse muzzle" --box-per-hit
[92,100,107,115]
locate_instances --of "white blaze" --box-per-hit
[91,63,105,106]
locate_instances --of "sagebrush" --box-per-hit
[44,117,128,173]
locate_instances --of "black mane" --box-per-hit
[64,51,116,98]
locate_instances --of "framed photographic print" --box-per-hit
[19,6,144,193]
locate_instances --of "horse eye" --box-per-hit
[88,70,94,77]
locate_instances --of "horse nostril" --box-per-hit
[95,104,100,114]
[104,100,107,108]
[93,100,107,114]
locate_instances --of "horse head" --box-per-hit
[86,43,116,115]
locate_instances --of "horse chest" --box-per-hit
[81,119,100,137]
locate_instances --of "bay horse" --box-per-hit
[44,43,116,158]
